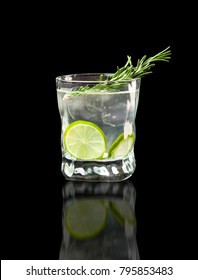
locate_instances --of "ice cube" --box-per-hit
[66,95,102,122]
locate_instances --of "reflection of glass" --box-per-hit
[56,74,140,182]
[59,180,139,260]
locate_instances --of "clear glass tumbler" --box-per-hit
[56,73,141,182]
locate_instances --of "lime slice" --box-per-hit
[66,199,107,240]
[110,200,136,225]
[108,132,135,158]
[64,120,106,160]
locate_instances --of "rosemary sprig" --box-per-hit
[71,46,171,95]
[129,46,171,78]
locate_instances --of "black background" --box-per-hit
[2,4,197,260]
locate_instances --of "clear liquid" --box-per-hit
[57,90,139,181]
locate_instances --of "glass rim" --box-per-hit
[56,73,141,84]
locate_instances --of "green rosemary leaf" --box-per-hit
[70,46,171,95]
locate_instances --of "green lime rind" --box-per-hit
[109,200,136,226]
[63,120,106,160]
[108,132,135,158]
[66,199,107,240]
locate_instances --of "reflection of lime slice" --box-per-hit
[64,120,106,160]
[110,200,136,225]
[66,199,107,240]
[108,132,135,158]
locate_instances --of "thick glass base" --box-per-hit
[61,151,136,182]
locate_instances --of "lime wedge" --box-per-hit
[66,199,107,240]
[108,132,135,158]
[64,120,106,160]
[110,200,136,225]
